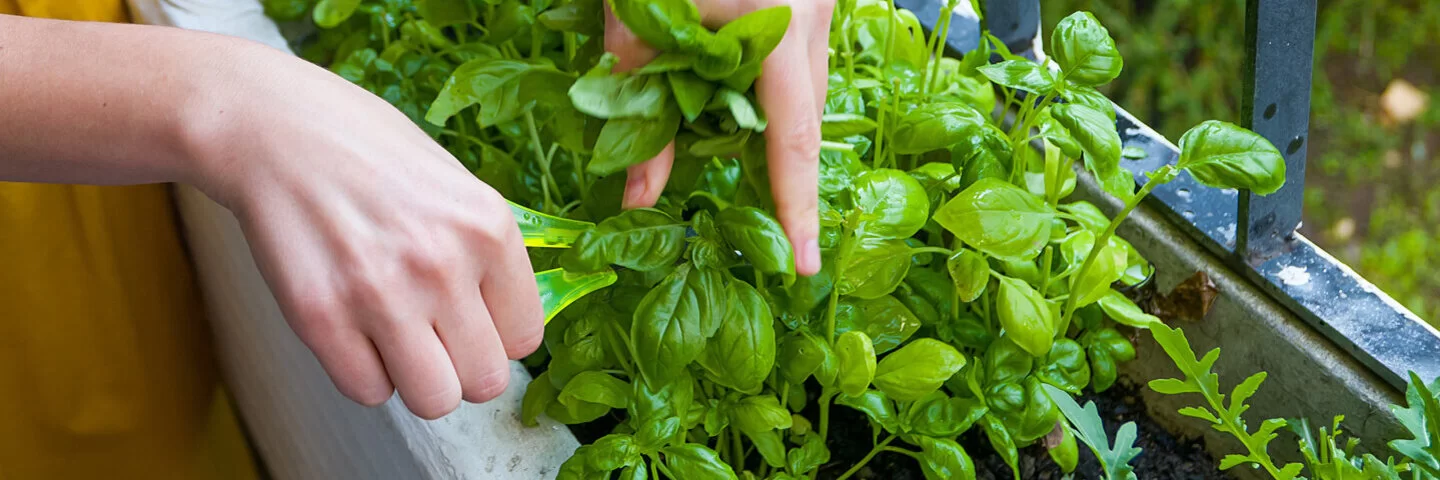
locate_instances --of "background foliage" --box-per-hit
[1041,0,1440,324]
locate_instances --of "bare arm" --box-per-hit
[0,14,544,420]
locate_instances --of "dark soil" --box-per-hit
[818,379,1231,480]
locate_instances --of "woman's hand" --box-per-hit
[605,0,835,276]
[192,43,544,420]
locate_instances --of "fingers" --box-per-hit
[372,321,463,420]
[436,292,513,403]
[300,318,395,407]
[623,143,676,209]
[604,0,659,71]
[757,30,823,276]
[479,209,546,359]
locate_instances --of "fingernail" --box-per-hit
[800,238,821,276]
[622,172,647,209]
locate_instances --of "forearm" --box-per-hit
[0,14,257,187]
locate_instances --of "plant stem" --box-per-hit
[1060,166,1175,325]
[880,446,921,459]
[1038,246,1054,293]
[524,111,558,212]
[888,78,902,169]
[731,428,745,469]
[835,435,898,480]
[911,246,954,257]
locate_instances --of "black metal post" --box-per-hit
[983,0,1040,59]
[1237,0,1317,263]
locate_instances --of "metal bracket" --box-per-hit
[1238,0,1317,264]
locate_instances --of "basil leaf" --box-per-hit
[908,162,962,194]
[836,389,899,433]
[636,415,683,452]
[839,238,912,299]
[904,392,988,438]
[313,0,360,27]
[820,147,867,198]
[551,371,630,423]
[777,332,833,385]
[730,395,793,435]
[977,59,1056,94]
[854,168,930,239]
[696,281,776,393]
[416,0,476,27]
[822,113,878,137]
[717,206,794,276]
[608,0,701,51]
[590,103,683,175]
[1097,289,1161,328]
[569,54,671,119]
[717,87,766,131]
[934,178,1055,261]
[537,0,602,35]
[1065,85,1117,123]
[1062,230,1128,308]
[1049,103,1130,202]
[833,295,923,354]
[916,437,977,480]
[631,370,695,423]
[948,123,1013,179]
[1051,425,1081,474]
[263,0,310,21]
[746,429,787,469]
[890,103,988,154]
[715,5,792,90]
[996,276,1056,357]
[946,249,991,302]
[662,444,739,480]
[786,433,831,474]
[588,434,640,472]
[637,52,696,75]
[521,371,559,427]
[631,264,724,384]
[1177,120,1287,195]
[561,208,686,272]
[668,71,717,123]
[1037,338,1091,394]
[836,331,878,396]
[1051,11,1123,87]
[690,30,744,81]
[873,338,967,401]
[426,59,572,127]
[981,414,1021,475]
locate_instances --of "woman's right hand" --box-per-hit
[188,41,544,420]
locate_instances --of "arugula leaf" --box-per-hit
[1041,383,1141,480]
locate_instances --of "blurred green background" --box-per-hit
[1040,0,1440,324]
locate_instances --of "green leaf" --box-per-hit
[631,370,695,424]
[636,415,683,451]
[838,238,912,299]
[569,54,672,119]
[822,113,878,137]
[1050,11,1123,87]
[552,371,630,423]
[833,295,923,354]
[696,281,776,393]
[416,0,477,27]
[631,264,724,384]
[521,371,559,427]
[262,0,309,22]
[853,169,931,239]
[904,392,988,437]
[948,123,1014,181]
[690,31,743,81]
[1041,383,1141,480]
[535,269,618,324]
[730,394,793,435]
[836,331,878,396]
[836,389,899,433]
[946,249,990,302]
[1062,230,1128,308]
[607,0,701,51]
[561,208,686,272]
[1037,339,1090,394]
[590,104,683,175]
[589,434,641,472]
[1066,85,1117,123]
[980,414,1020,476]
[716,88,766,131]
[995,276,1056,357]
[715,5,791,91]
[934,178,1055,261]
[747,429,787,469]
[662,444,739,480]
[977,59,1056,94]
[1176,120,1287,195]
[786,433,830,474]
[537,0,602,35]
[777,332,834,385]
[668,71,717,123]
[909,162,963,194]
[717,207,794,276]
[1050,426,1080,474]
[1050,104,1129,202]
[313,0,360,27]
[889,103,989,154]
[873,338,967,401]
[426,59,571,127]
[916,437,976,480]
[983,337,1035,385]
[1096,289,1160,328]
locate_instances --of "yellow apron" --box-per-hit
[0,2,261,479]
